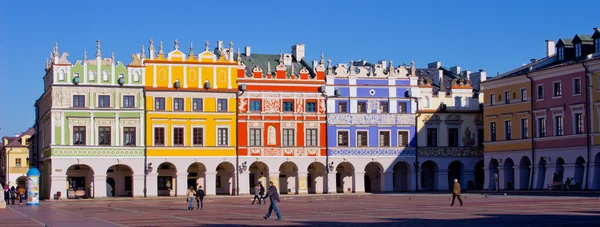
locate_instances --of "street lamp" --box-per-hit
[328,162,335,172]
[320,86,340,174]
[144,163,153,198]
[405,90,420,191]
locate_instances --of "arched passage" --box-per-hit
[279,162,299,195]
[307,162,326,194]
[106,164,133,197]
[519,156,531,190]
[216,162,235,195]
[16,176,27,189]
[536,158,547,189]
[187,163,206,191]
[336,162,355,193]
[574,157,585,188]
[503,158,515,190]
[421,161,438,191]
[488,159,499,190]
[393,162,410,192]
[448,161,464,191]
[66,164,94,199]
[474,160,484,190]
[364,162,383,193]
[555,157,565,183]
[593,153,600,190]
[249,162,269,194]
[157,162,176,196]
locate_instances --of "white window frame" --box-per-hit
[575,43,582,57]
[489,122,497,142]
[504,90,510,104]
[553,114,564,136]
[490,93,496,106]
[336,129,350,147]
[520,117,528,139]
[572,111,585,135]
[133,71,140,82]
[520,88,527,101]
[281,128,296,147]
[248,128,262,147]
[558,47,564,61]
[537,85,544,100]
[102,70,109,82]
[356,130,369,147]
[572,77,582,95]
[378,129,391,147]
[121,126,138,146]
[151,124,167,146]
[58,69,65,81]
[504,120,512,141]
[216,126,230,146]
[88,70,95,81]
[552,81,562,98]
[398,130,410,147]
[190,126,205,146]
[535,116,546,138]
[305,128,319,147]
[171,125,186,146]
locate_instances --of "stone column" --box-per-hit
[437,169,449,191]
[205,172,217,196]
[383,171,394,192]
[238,170,250,195]
[462,170,475,190]
[298,171,309,194]
[51,175,67,200]
[355,171,365,193]
[146,172,158,197]
[531,165,541,190]
[483,166,491,190]
[133,174,144,197]
[326,172,337,194]
[588,162,598,190]
[513,166,522,190]
[411,169,420,191]
[93,175,107,198]
[176,172,188,197]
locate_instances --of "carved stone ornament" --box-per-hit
[263,97,280,113]
[418,147,483,157]
[238,98,248,113]
[247,122,263,127]
[53,112,63,127]
[51,147,144,157]
[328,147,416,157]
[305,121,319,128]
[462,127,475,147]
[318,99,326,113]
[282,122,295,128]
[327,113,415,125]
[367,100,379,113]
[295,98,304,113]
[267,126,276,145]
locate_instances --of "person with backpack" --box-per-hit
[196,185,205,210]
[259,181,266,205]
[9,186,16,205]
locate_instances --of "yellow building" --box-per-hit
[1,127,34,188]
[143,39,242,196]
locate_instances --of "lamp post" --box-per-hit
[236,84,246,196]
[405,91,420,191]
[319,86,340,175]
[144,163,153,198]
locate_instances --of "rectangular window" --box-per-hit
[478,128,484,147]
[521,88,527,101]
[553,82,562,97]
[250,100,261,111]
[155,98,165,111]
[249,129,261,146]
[379,131,390,147]
[596,39,600,53]
[398,102,407,113]
[73,126,86,145]
[305,129,318,147]
[192,98,203,112]
[217,128,228,146]
[574,78,581,95]
[123,127,136,146]
[357,102,367,113]
[448,128,459,147]
[193,128,204,146]
[490,94,495,106]
[575,113,584,134]
[555,116,564,136]
[73,95,85,107]
[538,118,546,137]
[576,43,582,57]
[505,121,511,140]
[306,102,316,112]
[173,98,184,111]
[283,101,294,112]
[217,99,228,112]
[398,131,408,147]
[282,129,295,146]
[426,128,438,147]
[154,127,165,146]
[558,47,564,61]
[537,85,544,99]
[357,131,368,147]
[15,158,21,167]
[337,131,349,147]
[490,122,497,142]
[337,102,347,113]
[173,127,184,146]
[98,126,111,146]
[521,119,528,139]
[379,101,389,113]
[98,95,110,108]
[504,91,510,104]
[123,95,135,108]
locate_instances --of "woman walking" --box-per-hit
[18,186,25,205]
[251,183,262,205]
[186,186,196,210]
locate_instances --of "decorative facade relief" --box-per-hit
[238,98,248,113]
[418,147,483,157]
[53,112,63,127]
[247,122,263,127]
[462,127,475,147]
[368,100,379,113]
[51,147,144,156]
[248,148,320,156]
[263,97,280,113]
[327,114,415,125]
[295,98,304,113]
[267,126,276,145]
[318,99,326,113]
[281,122,295,128]
[327,147,416,156]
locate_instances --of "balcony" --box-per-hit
[327,113,416,125]
[418,147,483,157]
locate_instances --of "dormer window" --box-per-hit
[558,47,565,61]
[575,43,582,57]
[595,38,600,53]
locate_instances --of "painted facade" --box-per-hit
[1,128,34,188]
[143,40,240,196]
[237,45,328,195]
[34,42,145,199]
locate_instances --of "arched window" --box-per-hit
[103,71,109,81]
[423,96,430,108]
[133,71,140,82]
[88,70,95,81]
[58,69,65,81]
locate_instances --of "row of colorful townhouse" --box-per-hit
[28,39,485,199]
[482,27,600,191]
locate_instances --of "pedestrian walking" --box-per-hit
[494,173,499,192]
[451,179,463,206]
[259,181,266,205]
[196,186,205,210]
[18,186,25,205]
[9,186,16,205]
[263,181,282,221]
[186,186,196,210]
[252,183,262,205]
[3,183,8,205]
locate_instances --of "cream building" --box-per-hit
[1,127,34,188]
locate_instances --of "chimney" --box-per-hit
[283,53,293,66]
[479,69,487,82]
[464,70,472,80]
[546,40,556,57]
[438,69,444,89]
[378,60,387,68]
[428,61,441,69]
[245,46,251,56]
[292,44,305,61]
[450,66,461,75]
[217,40,223,50]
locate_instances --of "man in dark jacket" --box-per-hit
[451,179,463,206]
[259,182,266,205]
[196,186,205,210]
[263,181,282,221]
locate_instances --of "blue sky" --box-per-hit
[0,0,599,137]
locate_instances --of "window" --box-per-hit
[478,128,484,147]
[193,128,204,146]
[217,128,228,146]
[379,101,389,113]
[88,71,95,81]
[448,128,459,147]
[73,95,85,107]
[379,131,390,147]
[521,119,528,139]
[16,158,21,167]
[98,126,111,146]
[504,91,510,104]
[249,129,261,146]
[306,129,318,147]
[521,88,527,101]
[538,118,546,137]
[158,176,172,190]
[123,127,136,146]
[102,71,109,81]
[575,113,584,134]
[398,131,408,147]
[192,98,203,112]
[125,176,132,191]
[357,131,368,147]
[574,78,581,95]
[596,39,600,53]
[123,95,135,108]
[155,98,165,111]
[283,101,294,112]
[575,43,582,57]
[398,102,407,113]
[490,94,495,106]
[337,101,347,113]
[173,98,184,111]
[555,116,564,136]
[357,102,367,113]
[98,95,110,107]
[282,129,295,146]
[217,99,228,112]
[558,47,564,61]
[73,126,86,145]
[337,131,348,147]
[426,128,437,146]
[133,71,140,82]
[537,85,544,99]
[490,122,497,142]
[173,127,184,146]
[250,100,261,111]
[504,121,511,140]
[553,82,562,96]
[306,102,316,112]
[154,127,165,145]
